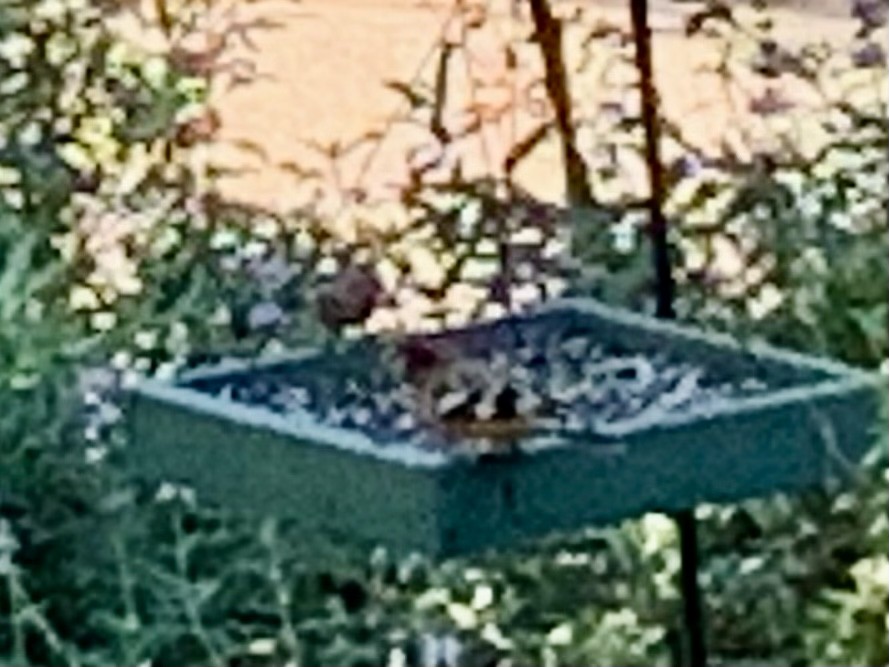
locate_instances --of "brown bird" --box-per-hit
[316,263,385,332]
[397,337,457,385]
[397,338,533,452]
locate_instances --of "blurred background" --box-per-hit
[0,0,886,664]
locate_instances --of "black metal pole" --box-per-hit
[629,0,674,320]
[675,508,706,667]
[628,0,706,666]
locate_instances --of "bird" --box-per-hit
[396,337,534,453]
[315,263,386,333]
[397,337,457,386]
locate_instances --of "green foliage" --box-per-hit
[0,0,885,665]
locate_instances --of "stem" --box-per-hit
[172,511,225,666]
[7,571,27,666]
[113,534,143,666]
[5,570,77,667]
[262,520,303,665]
[457,9,495,175]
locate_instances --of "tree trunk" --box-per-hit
[527,0,593,207]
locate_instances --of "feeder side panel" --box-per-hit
[128,390,443,554]
[432,379,879,557]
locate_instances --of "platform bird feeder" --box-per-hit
[129,298,880,557]
[127,0,883,664]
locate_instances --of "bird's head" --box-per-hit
[396,337,459,384]
[316,263,388,333]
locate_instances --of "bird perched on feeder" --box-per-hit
[397,337,535,452]
[398,337,457,387]
[315,263,386,333]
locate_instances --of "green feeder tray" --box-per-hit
[127,298,881,558]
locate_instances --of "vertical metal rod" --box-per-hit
[629,0,674,320]
[675,508,706,667]
[628,0,706,666]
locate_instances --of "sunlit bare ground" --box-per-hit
[190,0,870,213]
[105,0,882,330]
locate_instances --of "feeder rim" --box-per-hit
[129,299,880,469]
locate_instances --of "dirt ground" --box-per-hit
[175,0,868,211]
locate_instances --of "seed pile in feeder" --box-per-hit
[206,327,769,455]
